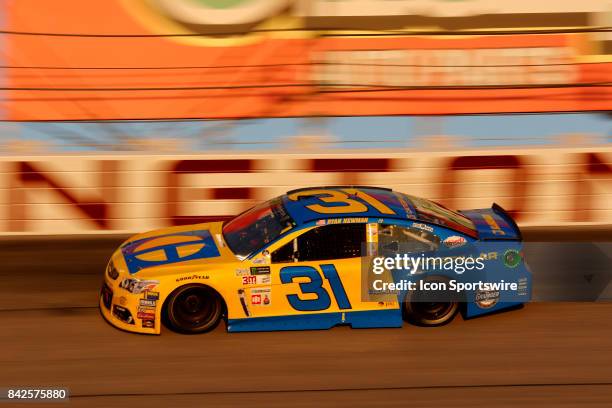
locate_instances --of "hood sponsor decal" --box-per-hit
[122,230,220,274]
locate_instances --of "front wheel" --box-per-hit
[164,284,223,334]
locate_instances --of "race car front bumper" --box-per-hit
[99,278,160,335]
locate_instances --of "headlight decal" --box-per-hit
[106,261,119,280]
[112,305,135,324]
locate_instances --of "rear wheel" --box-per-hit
[164,284,223,334]
[403,300,459,326]
[403,276,459,326]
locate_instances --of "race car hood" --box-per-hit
[460,204,522,241]
[119,222,233,275]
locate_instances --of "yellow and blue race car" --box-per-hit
[100,186,530,334]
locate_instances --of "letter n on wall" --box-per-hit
[9,161,112,232]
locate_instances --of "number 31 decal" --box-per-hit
[287,189,395,215]
[279,264,352,311]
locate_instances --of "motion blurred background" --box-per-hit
[0,0,610,233]
[1,3,612,407]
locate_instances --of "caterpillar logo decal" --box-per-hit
[121,230,220,274]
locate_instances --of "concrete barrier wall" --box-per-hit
[1,146,610,235]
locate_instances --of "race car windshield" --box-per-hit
[222,198,296,259]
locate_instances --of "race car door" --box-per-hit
[244,222,398,325]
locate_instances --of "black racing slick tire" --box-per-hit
[164,284,223,334]
[402,276,460,327]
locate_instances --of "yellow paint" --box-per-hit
[101,219,399,334]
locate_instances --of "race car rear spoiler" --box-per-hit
[461,203,522,241]
[491,203,522,241]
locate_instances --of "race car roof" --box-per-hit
[281,186,477,238]
[281,186,417,225]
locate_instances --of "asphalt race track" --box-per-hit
[1,227,612,407]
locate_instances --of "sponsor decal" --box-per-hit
[250,266,271,275]
[121,230,220,274]
[145,291,160,301]
[118,296,127,306]
[443,235,467,248]
[483,214,506,236]
[175,274,210,283]
[503,249,522,268]
[475,289,500,309]
[119,278,159,294]
[243,274,272,285]
[252,257,268,265]
[479,252,498,261]
[235,268,249,277]
[242,275,257,285]
[412,222,433,233]
[141,319,155,329]
[251,288,271,306]
[137,312,156,320]
[137,307,156,319]
[316,219,327,226]
[139,299,156,307]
